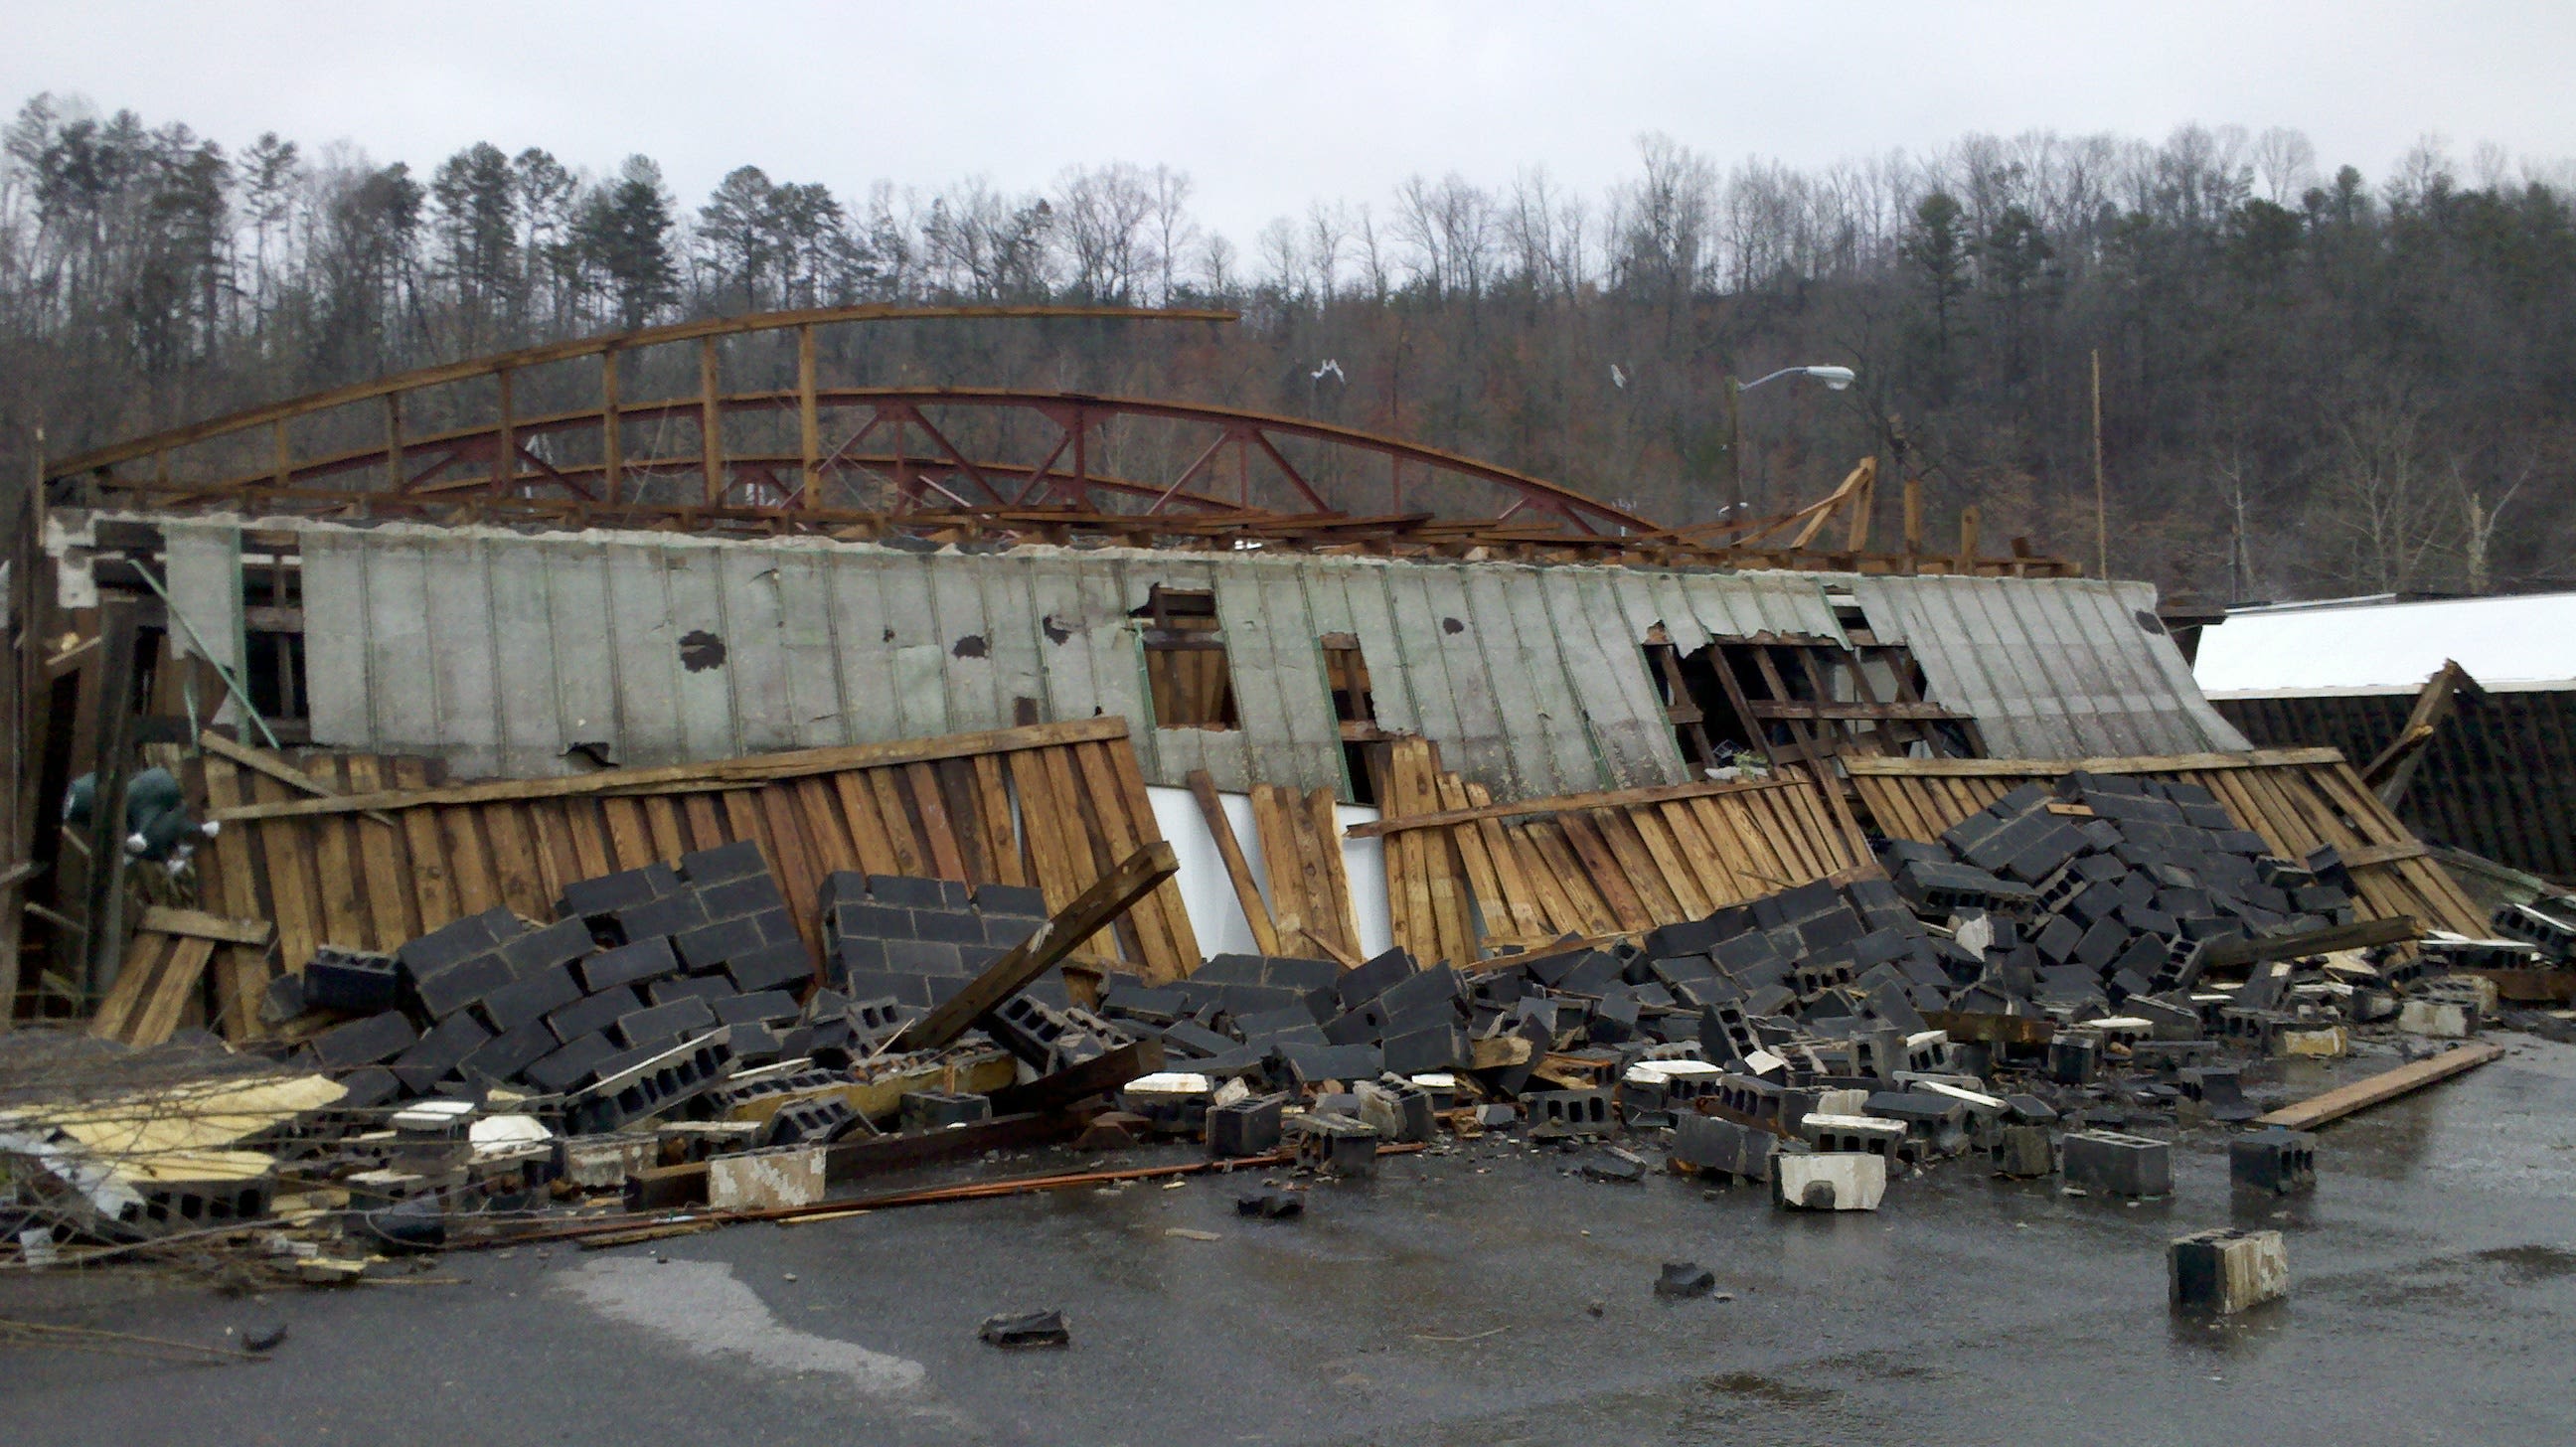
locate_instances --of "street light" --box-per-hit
[1727,365,1856,520]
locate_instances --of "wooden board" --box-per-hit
[1374,753,1871,965]
[2253,1042,2504,1130]
[166,719,1201,1030]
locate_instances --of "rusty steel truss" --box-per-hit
[42,304,2074,574]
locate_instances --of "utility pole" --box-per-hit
[2091,348,2108,579]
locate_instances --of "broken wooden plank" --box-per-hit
[2340,841,2430,869]
[2253,1042,2505,1131]
[1925,1009,2058,1046]
[1346,774,1810,838]
[210,717,1134,822]
[136,905,273,947]
[198,730,398,828]
[1184,769,1281,955]
[1842,747,2350,776]
[2198,915,2417,971]
[987,1039,1168,1117]
[892,841,1180,1052]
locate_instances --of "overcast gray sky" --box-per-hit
[10,1,2572,238]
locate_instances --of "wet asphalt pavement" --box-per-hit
[5,1036,2575,1447]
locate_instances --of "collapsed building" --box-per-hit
[0,305,2544,1271]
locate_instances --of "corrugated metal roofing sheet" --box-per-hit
[144,515,2246,794]
[1852,574,2248,758]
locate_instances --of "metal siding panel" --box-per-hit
[1573,569,1688,786]
[661,545,739,760]
[1936,580,2069,756]
[1213,566,1305,787]
[161,521,242,680]
[827,552,905,745]
[1027,558,1098,723]
[486,539,564,777]
[876,555,951,740]
[1336,563,1423,735]
[1254,563,1343,790]
[420,536,501,778]
[543,543,618,765]
[1533,569,1628,786]
[602,542,683,766]
[978,559,1049,727]
[1417,565,1514,789]
[1503,567,1607,792]
[1853,575,2248,761]
[771,549,847,747]
[1075,561,1150,761]
[299,531,371,749]
[927,554,1001,731]
[2036,581,2164,755]
[1640,570,1708,654]
[1463,567,1566,796]
[1380,566,1464,747]
[2110,580,2252,752]
[716,548,796,756]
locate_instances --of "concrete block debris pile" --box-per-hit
[0,766,2502,1312]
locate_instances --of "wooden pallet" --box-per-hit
[1845,748,2484,937]
[1364,738,1874,967]
[187,718,1201,1038]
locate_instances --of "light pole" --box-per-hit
[1727,365,1855,522]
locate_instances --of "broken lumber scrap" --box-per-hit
[1343,775,1813,837]
[2197,916,2418,972]
[198,730,396,828]
[136,905,272,947]
[988,1038,1168,1117]
[2362,659,2484,807]
[207,717,1132,823]
[1183,769,1282,955]
[2253,1042,2505,1131]
[892,841,1180,1052]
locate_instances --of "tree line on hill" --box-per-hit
[4,91,2571,601]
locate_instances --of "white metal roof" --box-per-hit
[2194,591,2576,696]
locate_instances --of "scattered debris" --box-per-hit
[1654,1260,1716,1298]
[979,1309,1071,1349]
[1234,1190,1304,1219]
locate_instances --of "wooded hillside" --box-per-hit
[5,95,2571,599]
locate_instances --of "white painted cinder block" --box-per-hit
[707,1146,829,1210]
[1772,1152,1887,1211]
[2397,1000,2477,1039]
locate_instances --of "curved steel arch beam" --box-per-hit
[45,303,1236,479]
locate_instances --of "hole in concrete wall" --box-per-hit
[678,630,727,672]
[1322,633,1380,805]
[1133,586,1236,730]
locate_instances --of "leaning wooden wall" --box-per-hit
[188,718,1200,1039]
[1356,739,1875,967]
[1846,747,2485,937]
